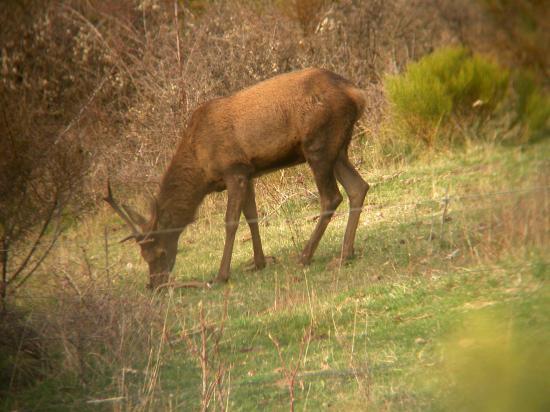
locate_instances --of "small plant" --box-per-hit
[384,47,509,145]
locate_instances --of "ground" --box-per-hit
[5,140,549,411]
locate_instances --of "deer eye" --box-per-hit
[157,249,167,259]
[140,248,155,261]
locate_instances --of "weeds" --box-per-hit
[268,325,312,412]
[0,281,166,409]
[181,298,231,411]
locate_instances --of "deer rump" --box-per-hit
[106,68,370,289]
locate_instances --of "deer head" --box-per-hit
[104,181,179,289]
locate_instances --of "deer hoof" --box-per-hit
[211,275,229,285]
[298,254,312,266]
[244,256,276,272]
[326,255,354,271]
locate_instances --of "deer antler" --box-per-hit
[103,180,143,242]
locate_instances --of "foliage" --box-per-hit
[384,47,509,145]
[513,71,550,141]
[0,285,165,399]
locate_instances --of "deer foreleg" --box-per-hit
[215,174,248,283]
[300,167,342,265]
[242,180,267,270]
[335,153,369,261]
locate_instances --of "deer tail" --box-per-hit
[346,87,367,117]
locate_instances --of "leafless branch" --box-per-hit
[9,194,60,285]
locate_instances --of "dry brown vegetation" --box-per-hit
[2,0,544,201]
[0,0,501,196]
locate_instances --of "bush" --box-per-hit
[384,47,509,145]
[513,71,550,141]
[1,285,166,408]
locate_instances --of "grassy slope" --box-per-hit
[158,141,549,411]
[5,140,549,411]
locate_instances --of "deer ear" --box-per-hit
[148,197,160,231]
[120,234,140,243]
[122,203,148,227]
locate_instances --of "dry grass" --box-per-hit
[1,284,165,397]
[2,141,548,410]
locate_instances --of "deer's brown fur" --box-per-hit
[106,68,369,289]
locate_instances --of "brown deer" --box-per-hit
[105,68,369,289]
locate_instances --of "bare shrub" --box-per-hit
[479,0,550,78]
[0,0,149,306]
[0,309,48,391]
[2,0,535,203]
[1,63,89,308]
[278,0,333,35]
[1,280,166,406]
[104,0,462,195]
[1,0,478,204]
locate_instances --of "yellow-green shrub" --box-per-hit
[384,47,509,145]
[513,71,550,141]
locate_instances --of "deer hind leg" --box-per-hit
[334,152,369,261]
[214,174,249,283]
[242,180,267,270]
[300,160,343,265]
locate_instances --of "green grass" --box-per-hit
[3,140,549,411]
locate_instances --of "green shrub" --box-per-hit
[384,47,509,145]
[513,71,550,141]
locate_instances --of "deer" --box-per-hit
[105,68,370,289]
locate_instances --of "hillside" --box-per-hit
[4,139,548,410]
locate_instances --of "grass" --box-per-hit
[2,139,549,411]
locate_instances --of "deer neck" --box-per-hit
[155,148,206,233]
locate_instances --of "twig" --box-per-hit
[14,203,64,290]
[440,186,450,242]
[60,269,82,297]
[104,226,110,281]
[86,396,125,404]
[181,296,231,411]
[268,325,312,412]
[9,196,60,285]
[1,235,9,311]
[54,72,110,144]
[155,280,212,291]
[173,0,187,115]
